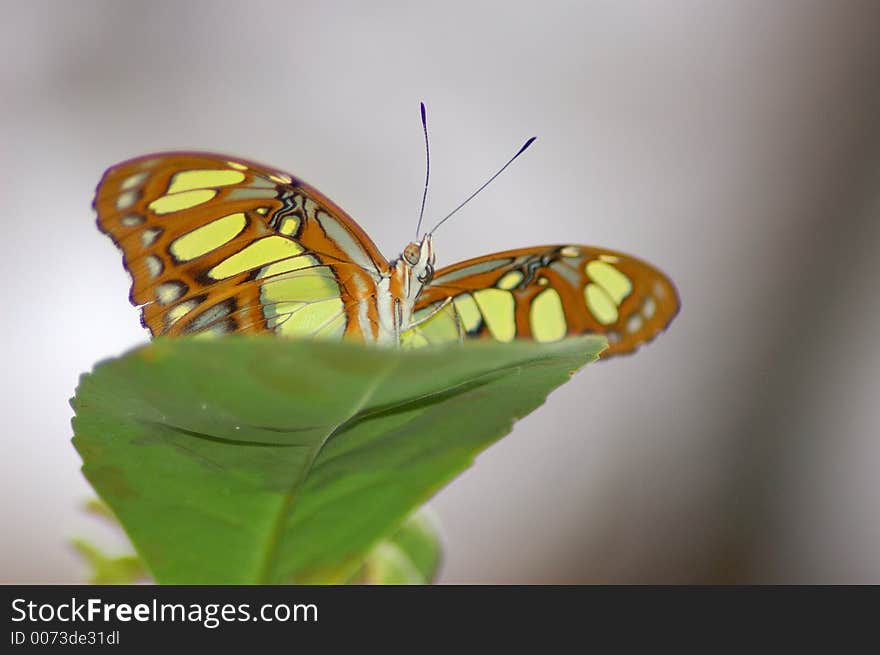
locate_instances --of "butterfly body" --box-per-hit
[94,152,678,358]
[366,233,436,345]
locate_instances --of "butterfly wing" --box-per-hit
[409,245,679,358]
[94,152,389,341]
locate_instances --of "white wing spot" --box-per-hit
[116,190,137,209]
[120,214,145,227]
[145,255,162,278]
[626,313,643,334]
[120,172,148,190]
[156,281,186,304]
[141,227,161,247]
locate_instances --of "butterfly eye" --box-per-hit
[418,263,435,284]
[403,243,420,265]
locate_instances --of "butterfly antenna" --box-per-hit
[428,136,536,235]
[415,102,430,239]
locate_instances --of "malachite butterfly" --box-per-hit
[94,151,679,357]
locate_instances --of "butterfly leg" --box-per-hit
[405,296,455,331]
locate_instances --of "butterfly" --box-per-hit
[93,152,679,357]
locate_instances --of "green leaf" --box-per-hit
[349,508,444,584]
[71,539,148,585]
[71,335,604,584]
[83,497,118,522]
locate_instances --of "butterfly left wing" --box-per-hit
[407,245,679,358]
[94,152,390,341]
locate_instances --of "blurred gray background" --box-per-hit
[2,0,879,583]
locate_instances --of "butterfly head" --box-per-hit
[388,234,435,334]
[400,233,435,286]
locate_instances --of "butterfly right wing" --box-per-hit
[407,244,679,358]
